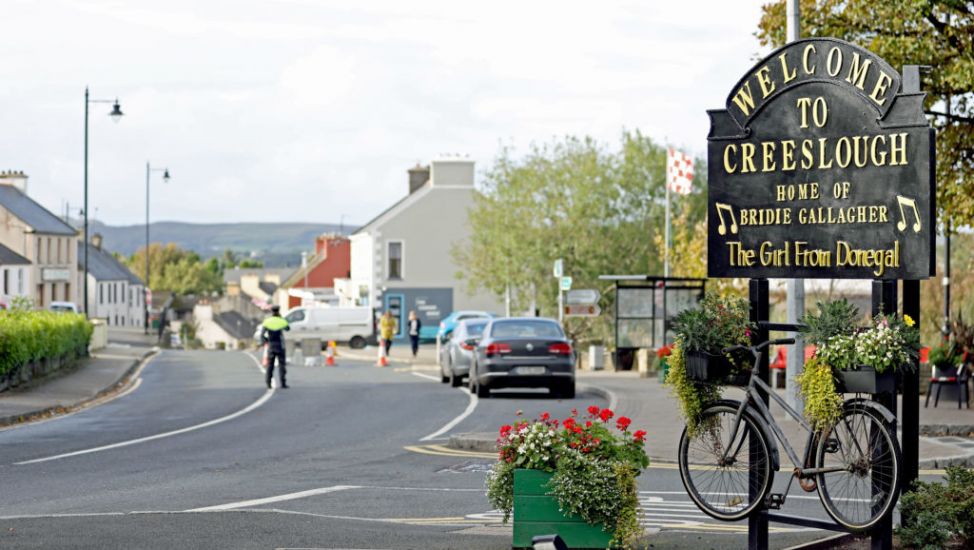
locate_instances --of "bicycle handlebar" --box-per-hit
[722,338,795,355]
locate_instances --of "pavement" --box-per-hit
[355,341,974,470]
[0,328,157,427]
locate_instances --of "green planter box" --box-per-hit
[512,469,614,549]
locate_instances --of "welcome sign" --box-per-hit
[707,38,934,279]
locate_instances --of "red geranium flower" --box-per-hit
[499,424,512,435]
[563,418,576,430]
[585,420,593,428]
[616,416,632,430]
[634,430,647,442]
[587,405,600,416]
[599,408,614,422]
[540,412,550,421]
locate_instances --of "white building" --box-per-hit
[0,171,79,309]
[0,242,31,308]
[336,158,503,340]
[77,235,145,327]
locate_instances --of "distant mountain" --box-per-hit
[84,220,347,267]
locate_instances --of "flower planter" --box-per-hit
[835,367,896,394]
[512,469,614,549]
[685,351,750,385]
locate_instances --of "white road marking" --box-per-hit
[14,353,273,466]
[410,372,441,383]
[186,485,360,512]
[418,377,478,442]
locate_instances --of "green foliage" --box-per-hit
[928,339,962,369]
[757,0,974,229]
[854,313,920,373]
[0,311,92,377]
[456,131,707,343]
[125,243,223,296]
[666,339,722,436]
[9,296,34,311]
[816,334,859,372]
[898,466,974,548]
[800,299,861,346]
[485,461,515,521]
[672,294,752,355]
[796,356,844,430]
[237,259,264,268]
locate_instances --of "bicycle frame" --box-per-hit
[721,350,849,478]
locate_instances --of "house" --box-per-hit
[77,234,146,327]
[335,158,503,339]
[192,302,258,350]
[0,171,79,309]
[0,242,31,308]
[275,234,350,310]
[222,267,292,315]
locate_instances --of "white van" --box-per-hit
[283,306,373,349]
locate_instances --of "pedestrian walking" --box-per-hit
[379,310,397,358]
[261,305,290,389]
[407,310,422,358]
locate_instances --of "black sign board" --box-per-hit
[707,38,934,279]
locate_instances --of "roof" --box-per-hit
[258,281,278,295]
[78,242,143,285]
[213,310,259,340]
[0,185,77,236]
[0,243,29,265]
[222,267,294,285]
[353,184,433,235]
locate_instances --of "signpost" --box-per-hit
[707,38,933,550]
[564,304,600,317]
[564,289,601,318]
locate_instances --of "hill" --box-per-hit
[88,221,347,267]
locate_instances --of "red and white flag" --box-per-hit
[666,148,694,195]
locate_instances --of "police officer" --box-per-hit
[261,305,290,389]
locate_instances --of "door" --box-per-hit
[383,294,405,339]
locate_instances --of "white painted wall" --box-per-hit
[0,265,30,305]
[87,277,144,328]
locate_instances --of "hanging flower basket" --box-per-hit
[684,350,750,386]
[835,367,897,394]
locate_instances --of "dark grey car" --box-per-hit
[438,319,488,387]
[468,318,575,399]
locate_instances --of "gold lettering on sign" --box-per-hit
[756,65,775,98]
[845,53,873,90]
[779,52,797,84]
[826,47,843,77]
[723,144,738,173]
[869,71,894,106]
[836,241,900,277]
[802,44,817,74]
[732,81,757,116]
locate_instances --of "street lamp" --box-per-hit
[83,87,124,318]
[145,162,170,334]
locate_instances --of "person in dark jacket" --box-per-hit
[407,310,422,358]
[261,305,290,389]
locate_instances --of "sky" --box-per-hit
[0,0,773,226]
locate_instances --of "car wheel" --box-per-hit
[470,363,489,398]
[449,360,463,388]
[554,381,575,399]
[349,336,366,350]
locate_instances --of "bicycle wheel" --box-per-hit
[678,401,773,521]
[816,402,902,532]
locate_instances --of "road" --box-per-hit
[0,350,893,549]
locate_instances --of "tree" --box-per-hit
[125,243,223,296]
[757,0,974,229]
[221,249,239,270]
[238,259,264,268]
[456,131,707,343]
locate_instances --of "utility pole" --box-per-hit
[784,0,804,414]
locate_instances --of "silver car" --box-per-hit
[439,319,488,387]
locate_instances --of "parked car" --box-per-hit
[49,301,79,314]
[436,310,495,364]
[283,306,373,349]
[439,319,489,387]
[468,317,575,399]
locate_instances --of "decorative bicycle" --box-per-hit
[677,338,902,532]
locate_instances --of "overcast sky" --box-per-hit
[1,0,772,226]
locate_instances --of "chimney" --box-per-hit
[407,164,430,194]
[0,171,28,194]
[315,235,329,257]
[91,233,103,250]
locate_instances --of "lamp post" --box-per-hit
[145,162,170,334]
[83,87,123,318]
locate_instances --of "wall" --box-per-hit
[192,304,238,350]
[290,238,351,289]
[0,265,30,304]
[88,277,144,328]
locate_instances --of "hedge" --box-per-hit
[0,311,93,377]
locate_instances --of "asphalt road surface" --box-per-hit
[0,350,918,549]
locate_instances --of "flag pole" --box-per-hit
[664,170,671,278]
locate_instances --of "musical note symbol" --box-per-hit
[715,202,739,235]
[895,195,921,233]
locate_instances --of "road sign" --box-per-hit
[566,289,600,305]
[559,276,573,291]
[564,304,601,317]
[553,258,563,278]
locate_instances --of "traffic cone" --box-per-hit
[376,342,389,367]
[325,342,336,366]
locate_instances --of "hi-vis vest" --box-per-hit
[262,316,289,350]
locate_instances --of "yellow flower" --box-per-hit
[903,314,915,327]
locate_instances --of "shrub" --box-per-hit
[898,466,974,548]
[0,310,93,377]
[795,356,843,430]
[672,294,752,355]
[799,298,860,346]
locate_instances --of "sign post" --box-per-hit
[565,289,601,317]
[707,38,933,549]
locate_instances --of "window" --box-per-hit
[285,310,306,323]
[2,268,7,294]
[387,241,403,279]
[17,269,23,294]
[57,239,62,264]
[99,284,104,304]
[47,238,52,263]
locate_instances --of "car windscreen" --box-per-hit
[464,322,487,337]
[50,305,73,313]
[490,321,563,339]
